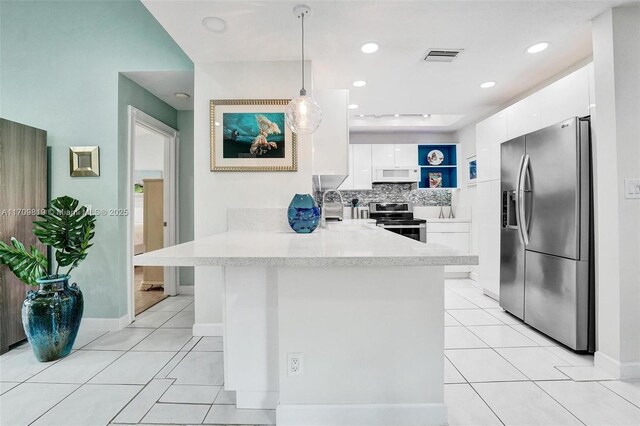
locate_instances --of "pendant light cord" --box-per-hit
[300,12,306,96]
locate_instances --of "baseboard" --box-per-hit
[483,289,499,301]
[81,314,130,331]
[469,272,479,281]
[595,351,640,380]
[178,285,194,295]
[276,403,447,426]
[192,322,223,337]
[444,272,470,279]
[236,391,279,409]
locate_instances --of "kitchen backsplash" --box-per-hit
[315,183,451,207]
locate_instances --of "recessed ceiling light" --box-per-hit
[215,121,221,127]
[352,80,367,87]
[175,92,190,100]
[394,114,400,117]
[480,81,496,89]
[358,114,365,117]
[361,42,379,53]
[348,104,359,110]
[422,114,432,118]
[526,42,549,54]
[202,16,227,33]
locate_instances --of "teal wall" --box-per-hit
[177,110,195,286]
[0,0,193,318]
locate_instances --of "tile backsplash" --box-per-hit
[315,183,451,207]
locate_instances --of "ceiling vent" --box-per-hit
[424,49,463,63]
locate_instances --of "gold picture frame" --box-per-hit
[210,99,297,172]
[69,146,100,177]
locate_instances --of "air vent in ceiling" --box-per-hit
[424,49,463,62]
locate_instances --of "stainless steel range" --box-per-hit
[369,202,426,243]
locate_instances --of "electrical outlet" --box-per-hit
[287,353,304,376]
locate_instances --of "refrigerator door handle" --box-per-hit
[515,154,526,245]
[518,154,531,245]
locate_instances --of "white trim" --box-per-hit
[193,322,224,337]
[444,272,470,279]
[595,351,640,380]
[236,391,279,410]
[483,288,499,301]
[127,106,179,324]
[276,403,447,426]
[80,314,130,331]
[177,285,194,295]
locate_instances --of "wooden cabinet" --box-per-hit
[426,221,470,278]
[142,179,164,288]
[0,119,47,354]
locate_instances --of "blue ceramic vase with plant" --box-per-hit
[0,196,96,362]
[287,194,320,233]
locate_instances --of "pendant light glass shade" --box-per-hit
[285,5,321,135]
[285,93,322,134]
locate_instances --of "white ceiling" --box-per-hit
[141,0,631,131]
[123,71,194,110]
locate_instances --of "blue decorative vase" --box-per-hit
[22,275,83,362]
[287,193,321,233]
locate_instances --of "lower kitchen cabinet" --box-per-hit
[426,220,470,278]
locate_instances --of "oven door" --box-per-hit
[377,224,426,243]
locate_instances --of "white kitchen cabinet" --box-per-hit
[475,112,507,183]
[393,144,418,167]
[426,220,471,278]
[352,144,372,189]
[476,180,501,299]
[506,92,543,140]
[538,65,590,128]
[371,144,396,167]
[312,89,349,176]
[339,144,372,190]
[339,144,355,190]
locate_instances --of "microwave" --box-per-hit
[373,167,420,183]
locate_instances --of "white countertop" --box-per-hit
[134,222,478,268]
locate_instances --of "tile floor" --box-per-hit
[1,279,639,425]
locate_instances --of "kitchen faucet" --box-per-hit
[320,189,344,228]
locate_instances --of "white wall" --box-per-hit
[592,6,640,379]
[192,61,313,333]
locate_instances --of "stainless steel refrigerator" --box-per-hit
[500,117,594,352]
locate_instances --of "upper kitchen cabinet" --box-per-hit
[339,144,372,190]
[371,144,418,167]
[371,144,396,167]
[312,89,349,176]
[393,144,418,167]
[475,112,508,183]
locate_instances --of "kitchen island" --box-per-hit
[135,221,477,426]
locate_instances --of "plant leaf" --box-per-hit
[0,238,48,286]
[33,196,96,272]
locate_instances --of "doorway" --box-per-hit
[127,107,178,320]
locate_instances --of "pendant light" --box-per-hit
[285,4,322,135]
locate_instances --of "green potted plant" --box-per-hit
[0,196,96,362]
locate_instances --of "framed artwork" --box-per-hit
[69,146,100,177]
[467,155,477,186]
[429,172,443,188]
[210,99,297,171]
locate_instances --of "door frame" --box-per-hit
[126,106,179,323]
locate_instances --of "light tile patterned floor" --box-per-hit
[1,281,639,425]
